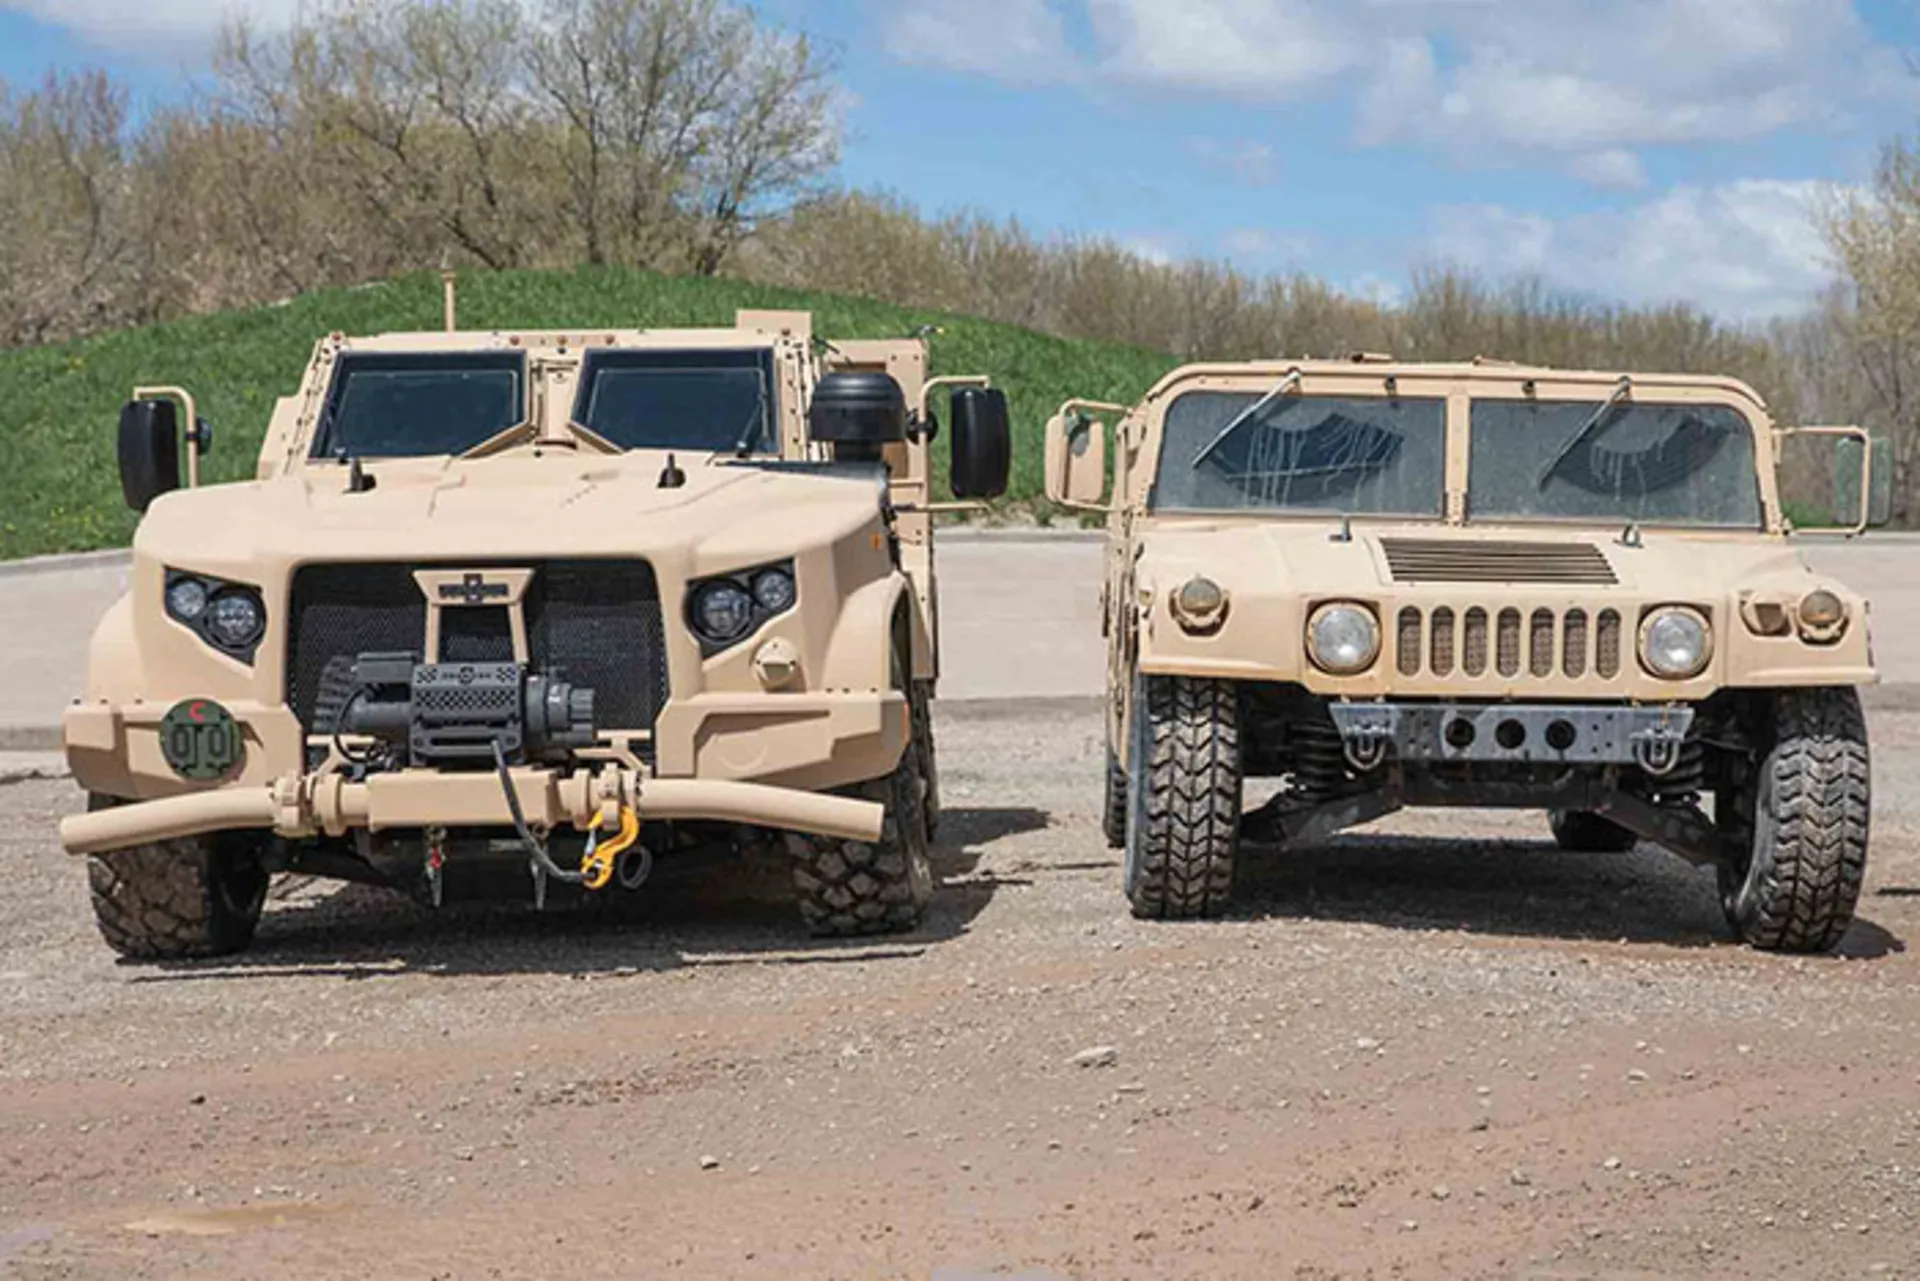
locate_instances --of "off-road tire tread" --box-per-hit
[1128,676,1241,920]
[1102,745,1128,849]
[87,836,265,960]
[1549,809,1639,854]
[787,747,933,938]
[1732,688,1871,954]
[911,680,939,843]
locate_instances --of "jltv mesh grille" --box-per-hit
[287,561,669,740]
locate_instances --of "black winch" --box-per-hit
[341,652,597,767]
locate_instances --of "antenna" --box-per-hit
[442,268,458,333]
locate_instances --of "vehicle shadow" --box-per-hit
[1232,831,1907,959]
[127,807,1049,983]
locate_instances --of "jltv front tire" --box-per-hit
[1719,688,1871,955]
[1124,676,1241,920]
[87,825,268,961]
[788,744,934,937]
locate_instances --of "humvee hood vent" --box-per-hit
[1378,538,1618,586]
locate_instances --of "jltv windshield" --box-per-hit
[1470,399,1763,528]
[310,351,527,459]
[572,348,775,453]
[1151,391,1447,516]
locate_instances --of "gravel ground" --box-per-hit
[4,701,1920,1280]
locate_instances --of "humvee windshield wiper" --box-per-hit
[1537,376,1632,489]
[1191,368,1302,469]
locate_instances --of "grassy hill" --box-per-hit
[0,268,1177,559]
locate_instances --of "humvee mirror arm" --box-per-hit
[1191,367,1302,469]
[1776,425,1875,537]
[133,385,203,487]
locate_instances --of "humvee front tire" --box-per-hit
[1125,676,1241,920]
[788,744,934,937]
[1719,688,1871,955]
[86,826,268,961]
[1549,810,1639,854]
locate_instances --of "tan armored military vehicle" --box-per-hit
[61,308,1010,958]
[1047,358,1886,953]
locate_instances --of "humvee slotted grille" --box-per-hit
[287,560,669,743]
[1393,603,1629,685]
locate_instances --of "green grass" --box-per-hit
[0,267,1177,559]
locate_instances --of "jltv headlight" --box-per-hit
[165,570,266,660]
[752,567,797,614]
[1307,603,1381,676]
[1640,607,1712,680]
[165,577,209,621]
[691,580,755,645]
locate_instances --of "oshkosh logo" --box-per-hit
[438,572,512,606]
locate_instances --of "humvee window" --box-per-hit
[311,351,527,459]
[1469,399,1763,527]
[1153,392,1446,516]
[574,348,775,453]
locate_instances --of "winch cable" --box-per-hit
[491,738,584,886]
[488,738,639,892]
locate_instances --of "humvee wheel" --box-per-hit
[911,679,939,844]
[1549,810,1638,854]
[788,744,934,937]
[1125,676,1241,920]
[1102,744,1128,849]
[1719,688,1870,955]
[86,819,268,961]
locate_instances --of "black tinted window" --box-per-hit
[1153,392,1447,516]
[1470,399,1762,527]
[574,348,775,452]
[311,352,526,459]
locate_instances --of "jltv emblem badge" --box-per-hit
[439,572,512,606]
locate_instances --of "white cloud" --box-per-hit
[1427,180,1841,320]
[882,0,1076,81]
[1191,137,1279,186]
[880,0,1913,187]
[3,0,304,47]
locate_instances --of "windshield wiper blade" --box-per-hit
[1191,368,1302,469]
[733,372,771,456]
[1537,376,1632,489]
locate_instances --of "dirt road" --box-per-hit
[4,697,1920,1280]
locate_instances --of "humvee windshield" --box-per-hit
[1469,399,1763,528]
[573,348,776,453]
[311,351,527,459]
[1152,392,1447,516]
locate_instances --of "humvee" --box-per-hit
[1046,358,1886,953]
[60,307,1010,958]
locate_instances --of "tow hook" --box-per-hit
[1630,725,1687,776]
[1337,707,1394,772]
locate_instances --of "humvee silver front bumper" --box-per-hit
[1327,703,1695,774]
[59,763,884,856]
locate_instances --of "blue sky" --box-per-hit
[5,0,1919,320]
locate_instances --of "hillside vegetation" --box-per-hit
[0,268,1175,559]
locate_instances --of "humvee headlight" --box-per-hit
[1307,603,1381,676]
[205,588,266,652]
[1640,608,1711,680]
[1798,589,1848,637]
[1170,576,1228,632]
[691,581,755,645]
[752,567,797,614]
[165,577,209,622]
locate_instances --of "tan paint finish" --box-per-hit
[65,311,966,852]
[1044,358,1880,755]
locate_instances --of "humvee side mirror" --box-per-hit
[118,399,182,514]
[1776,426,1889,535]
[1045,410,1109,509]
[949,387,1011,500]
[810,371,907,465]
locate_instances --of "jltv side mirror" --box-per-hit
[950,387,1011,500]
[118,399,181,514]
